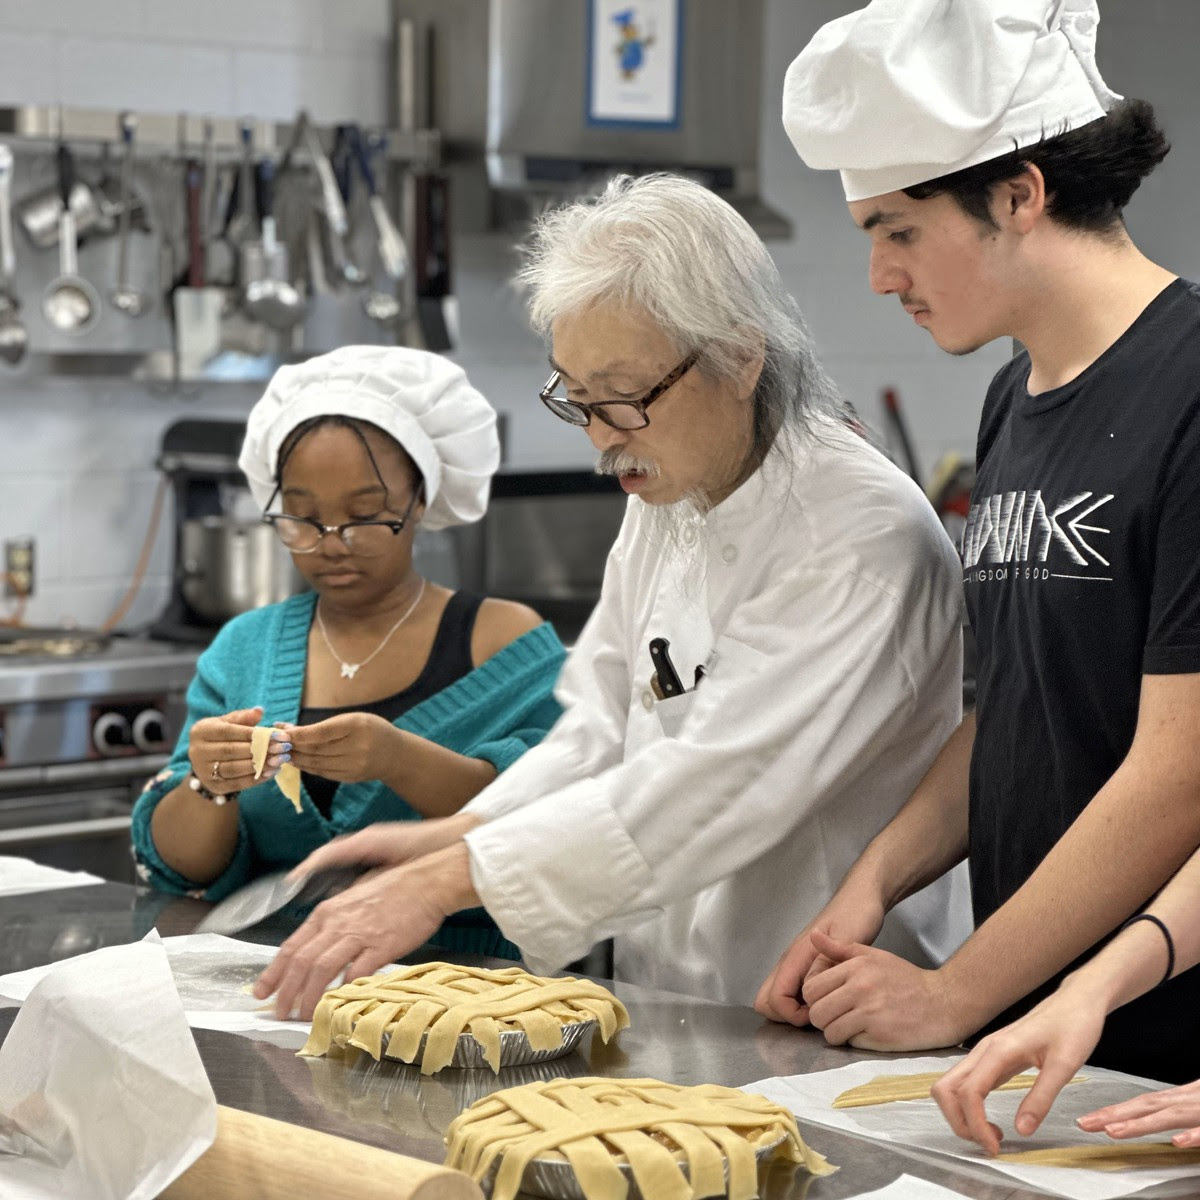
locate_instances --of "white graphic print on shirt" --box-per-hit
[962,490,1114,584]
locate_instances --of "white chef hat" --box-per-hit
[239,345,500,530]
[782,0,1122,202]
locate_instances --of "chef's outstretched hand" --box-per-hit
[754,894,886,1026]
[254,841,480,1021]
[801,931,968,1052]
[285,812,482,884]
[932,984,1107,1155]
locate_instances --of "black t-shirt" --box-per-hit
[963,278,1200,1082]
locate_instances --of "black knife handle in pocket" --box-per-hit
[649,637,686,698]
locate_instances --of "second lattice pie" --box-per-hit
[444,1076,836,1200]
[299,962,630,1074]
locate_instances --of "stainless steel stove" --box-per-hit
[0,637,202,883]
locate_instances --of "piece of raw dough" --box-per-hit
[299,962,630,1074]
[996,1142,1200,1170]
[832,1070,1085,1109]
[444,1076,837,1200]
[250,725,302,813]
[277,762,302,813]
[250,725,272,779]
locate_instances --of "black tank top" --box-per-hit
[297,591,484,818]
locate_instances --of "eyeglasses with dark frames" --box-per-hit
[261,487,423,557]
[538,349,702,431]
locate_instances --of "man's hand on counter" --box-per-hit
[800,931,969,1052]
[754,891,886,1026]
[254,839,482,1021]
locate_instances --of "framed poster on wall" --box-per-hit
[586,0,683,129]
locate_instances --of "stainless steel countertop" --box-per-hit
[0,883,1043,1199]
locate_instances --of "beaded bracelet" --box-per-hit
[187,772,239,807]
[1122,912,1175,988]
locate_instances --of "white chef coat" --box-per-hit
[464,420,972,1004]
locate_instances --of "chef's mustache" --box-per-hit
[595,449,661,477]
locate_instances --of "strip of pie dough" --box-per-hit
[832,1070,1085,1109]
[249,725,302,813]
[276,762,302,812]
[996,1142,1200,1170]
[250,725,271,778]
[443,1077,837,1200]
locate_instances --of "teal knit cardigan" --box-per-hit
[131,590,566,959]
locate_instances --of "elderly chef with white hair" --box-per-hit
[757,0,1200,1091]
[254,173,973,1021]
[132,346,566,959]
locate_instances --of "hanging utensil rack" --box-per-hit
[0,105,441,380]
[0,107,439,171]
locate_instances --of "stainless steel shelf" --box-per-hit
[0,106,441,170]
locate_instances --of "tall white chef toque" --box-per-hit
[239,345,501,530]
[782,0,1122,202]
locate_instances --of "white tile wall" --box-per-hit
[0,0,145,38]
[0,379,261,629]
[0,0,1198,629]
[0,0,391,122]
[58,37,238,116]
[0,32,59,107]
[139,0,319,51]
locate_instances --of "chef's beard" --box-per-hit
[595,448,711,568]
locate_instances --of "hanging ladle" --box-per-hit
[241,157,305,332]
[0,144,28,365]
[42,141,100,335]
[346,126,407,326]
[109,111,146,317]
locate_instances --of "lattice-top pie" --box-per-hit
[444,1076,836,1200]
[299,962,630,1075]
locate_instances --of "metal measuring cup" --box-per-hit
[42,141,100,335]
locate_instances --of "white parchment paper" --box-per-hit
[0,857,103,898]
[0,934,312,1041]
[745,1055,1200,1200]
[0,933,217,1199]
[849,1175,973,1199]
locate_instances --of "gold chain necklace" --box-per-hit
[315,580,426,680]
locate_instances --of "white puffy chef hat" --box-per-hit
[782,0,1121,202]
[239,345,500,530]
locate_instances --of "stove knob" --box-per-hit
[132,708,167,753]
[92,711,132,756]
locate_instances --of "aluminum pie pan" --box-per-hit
[383,1018,596,1071]
[492,1132,789,1200]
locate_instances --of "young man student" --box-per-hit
[757,0,1200,1085]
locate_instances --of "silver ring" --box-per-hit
[211,760,222,781]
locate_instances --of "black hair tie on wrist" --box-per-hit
[1121,912,1175,988]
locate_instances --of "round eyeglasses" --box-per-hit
[262,489,422,557]
[539,350,701,431]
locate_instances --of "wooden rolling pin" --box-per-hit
[159,1103,481,1200]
